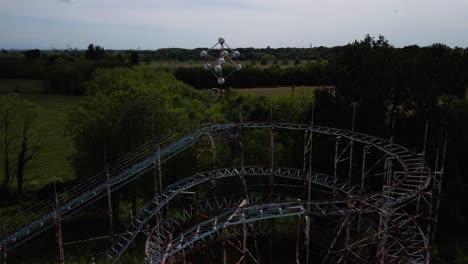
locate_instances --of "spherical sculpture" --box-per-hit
[200,38,241,88]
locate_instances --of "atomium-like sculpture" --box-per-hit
[200,37,243,86]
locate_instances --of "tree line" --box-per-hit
[0,44,137,94]
[172,35,467,93]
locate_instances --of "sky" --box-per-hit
[1,0,467,50]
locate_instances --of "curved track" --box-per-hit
[0,122,437,263]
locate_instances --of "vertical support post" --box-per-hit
[304,215,310,264]
[153,142,159,197]
[333,136,341,198]
[150,118,162,246]
[223,229,228,264]
[378,158,392,264]
[385,158,393,187]
[268,102,274,263]
[343,214,350,264]
[242,214,247,264]
[377,188,391,264]
[295,215,302,264]
[104,147,114,252]
[299,105,315,264]
[360,146,369,193]
[302,130,312,198]
[53,180,65,264]
[429,132,448,260]
[348,103,357,184]
[390,108,396,142]
[1,224,7,264]
[270,126,275,199]
[416,121,429,217]
[358,145,369,235]
[305,105,314,264]
[422,120,429,160]
[158,145,163,197]
[208,128,217,198]
[239,116,248,200]
[182,249,187,264]
[155,144,163,244]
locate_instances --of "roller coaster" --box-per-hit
[0,120,446,263]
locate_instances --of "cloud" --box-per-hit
[1,0,468,48]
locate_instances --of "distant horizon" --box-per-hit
[2,39,467,51]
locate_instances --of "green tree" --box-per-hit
[23,49,40,60]
[85,44,95,59]
[67,67,212,219]
[85,44,105,60]
[129,51,140,65]
[0,95,45,195]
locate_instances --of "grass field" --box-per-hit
[0,78,49,94]
[232,86,333,97]
[145,60,316,69]
[0,94,83,192]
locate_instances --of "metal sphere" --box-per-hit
[218,78,225,85]
[204,63,211,71]
[218,37,225,44]
[200,50,207,58]
[214,65,222,73]
[236,64,243,71]
[221,50,228,57]
[233,51,240,58]
[218,58,225,65]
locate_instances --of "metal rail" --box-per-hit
[0,122,436,263]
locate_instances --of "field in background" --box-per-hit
[0,79,330,193]
[0,92,82,192]
[0,79,49,94]
[232,86,333,97]
[145,60,315,69]
[21,95,82,190]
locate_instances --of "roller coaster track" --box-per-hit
[107,167,362,261]
[0,122,436,263]
[138,168,425,263]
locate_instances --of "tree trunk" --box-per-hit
[3,127,10,191]
[16,140,27,195]
[16,124,29,195]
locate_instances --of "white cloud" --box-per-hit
[1,0,468,48]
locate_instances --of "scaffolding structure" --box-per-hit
[0,119,446,263]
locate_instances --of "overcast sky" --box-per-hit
[1,0,467,49]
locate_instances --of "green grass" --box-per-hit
[232,86,333,97]
[144,60,199,68]
[144,60,319,69]
[0,78,49,94]
[0,94,83,192]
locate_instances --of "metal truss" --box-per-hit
[139,170,426,263]
[0,122,443,264]
[106,167,358,261]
